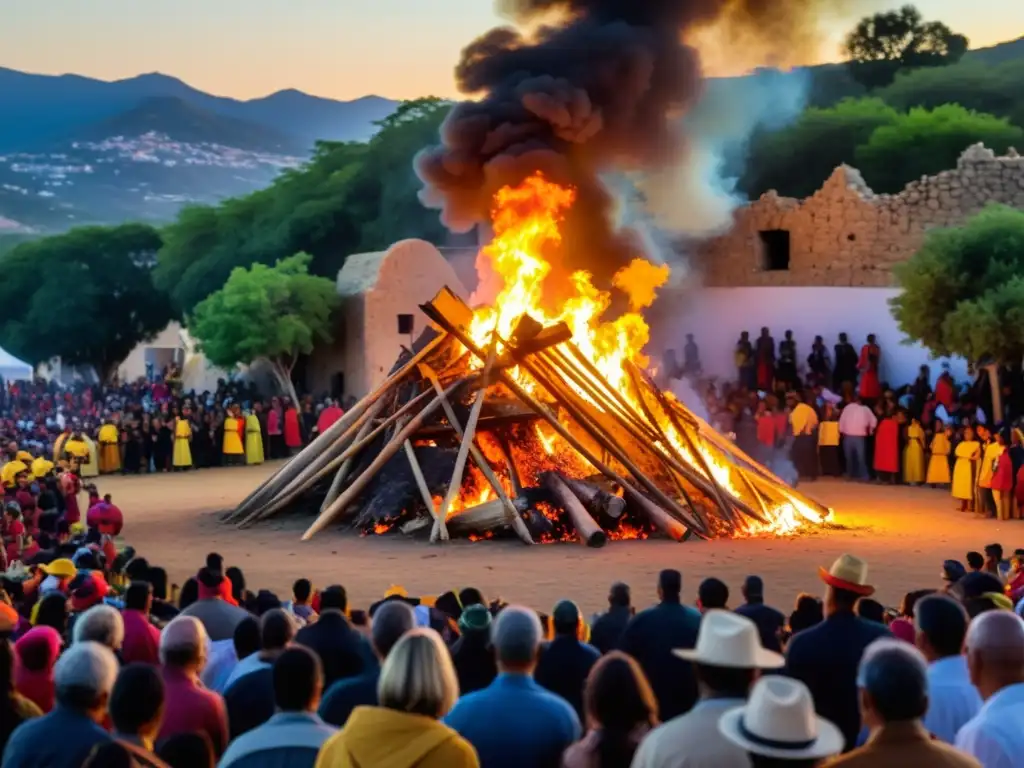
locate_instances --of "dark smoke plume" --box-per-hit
[416,0,854,291]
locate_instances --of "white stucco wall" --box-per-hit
[654,287,968,388]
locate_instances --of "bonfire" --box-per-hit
[226,174,831,545]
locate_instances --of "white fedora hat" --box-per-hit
[718,677,845,760]
[673,610,784,669]
[819,553,875,596]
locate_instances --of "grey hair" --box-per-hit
[857,638,929,722]
[492,605,542,666]
[966,610,1024,665]
[378,628,459,718]
[372,601,417,658]
[55,640,119,707]
[72,604,125,651]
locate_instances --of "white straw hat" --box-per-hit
[673,610,784,669]
[718,677,845,760]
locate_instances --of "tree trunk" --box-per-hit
[983,362,1003,424]
[267,358,301,406]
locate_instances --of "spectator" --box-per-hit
[203,615,259,694]
[294,585,374,689]
[966,552,985,573]
[914,595,982,744]
[718,677,844,767]
[179,567,250,642]
[121,581,162,665]
[225,608,297,740]
[1,639,43,757]
[459,587,486,609]
[619,569,701,720]
[827,640,978,767]
[857,599,886,625]
[697,578,730,612]
[288,578,317,624]
[219,647,336,768]
[33,591,69,636]
[110,663,168,767]
[156,732,215,768]
[838,397,877,481]
[445,605,580,767]
[590,582,633,655]
[82,742,135,768]
[982,545,1005,582]
[735,575,785,653]
[785,555,889,751]
[450,604,498,696]
[632,610,784,768]
[562,651,657,768]
[157,616,229,758]
[317,628,478,767]
[320,600,416,727]
[2,641,116,768]
[535,599,600,718]
[955,611,1024,767]
[73,603,125,652]
[788,594,824,636]
[13,625,62,713]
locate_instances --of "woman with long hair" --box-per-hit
[562,651,658,768]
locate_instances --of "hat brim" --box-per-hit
[717,706,845,760]
[819,566,875,596]
[673,646,785,669]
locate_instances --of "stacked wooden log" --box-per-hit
[224,287,831,545]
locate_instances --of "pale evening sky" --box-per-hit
[1,0,1020,101]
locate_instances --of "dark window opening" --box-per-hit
[847,233,857,242]
[330,372,345,400]
[397,314,414,335]
[759,229,791,271]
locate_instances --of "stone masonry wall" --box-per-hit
[698,144,1024,287]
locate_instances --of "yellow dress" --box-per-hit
[817,421,840,447]
[952,440,980,500]
[173,418,193,467]
[80,436,99,478]
[222,417,244,456]
[245,413,264,465]
[979,442,1002,489]
[97,423,121,474]
[926,433,952,484]
[902,422,925,484]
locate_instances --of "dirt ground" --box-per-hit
[100,463,1021,615]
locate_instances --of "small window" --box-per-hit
[397,314,414,335]
[759,229,791,271]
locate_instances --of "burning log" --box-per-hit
[447,496,531,536]
[624,488,688,542]
[544,472,607,548]
[560,476,625,525]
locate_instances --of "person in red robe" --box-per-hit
[934,367,955,412]
[873,406,901,483]
[317,399,344,436]
[284,402,302,452]
[858,334,882,401]
[754,400,776,464]
[755,327,775,391]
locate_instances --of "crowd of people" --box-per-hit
[664,329,1024,520]
[0,373,350,476]
[2,497,1024,768]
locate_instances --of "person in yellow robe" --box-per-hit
[63,433,89,474]
[173,413,193,469]
[244,411,264,465]
[902,417,926,485]
[97,421,121,474]
[79,433,99,479]
[926,423,952,486]
[1,460,27,489]
[817,403,841,477]
[952,427,981,512]
[222,408,245,465]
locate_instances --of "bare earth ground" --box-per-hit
[100,463,1021,614]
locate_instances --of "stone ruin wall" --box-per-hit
[697,144,1024,287]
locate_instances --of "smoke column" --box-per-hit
[415,0,858,295]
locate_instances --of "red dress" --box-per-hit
[858,344,882,399]
[284,408,302,448]
[317,406,343,435]
[873,417,900,472]
[991,448,1013,493]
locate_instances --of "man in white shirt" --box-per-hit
[955,611,1024,767]
[914,595,982,743]
[838,399,877,481]
[630,610,784,768]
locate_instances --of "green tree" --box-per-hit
[891,205,1024,421]
[876,59,1024,123]
[740,98,899,199]
[0,223,172,380]
[844,5,968,90]
[189,252,338,404]
[855,104,1024,193]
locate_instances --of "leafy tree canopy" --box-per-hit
[154,97,451,316]
[844,4,968,90]
[855,104,1024,193]
[0,223,172,380]
[891,205,1024,366]
[189,252,338,403]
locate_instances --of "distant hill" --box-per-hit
[966,36,1024,66]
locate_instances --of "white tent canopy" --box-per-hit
[0,347,33,381]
